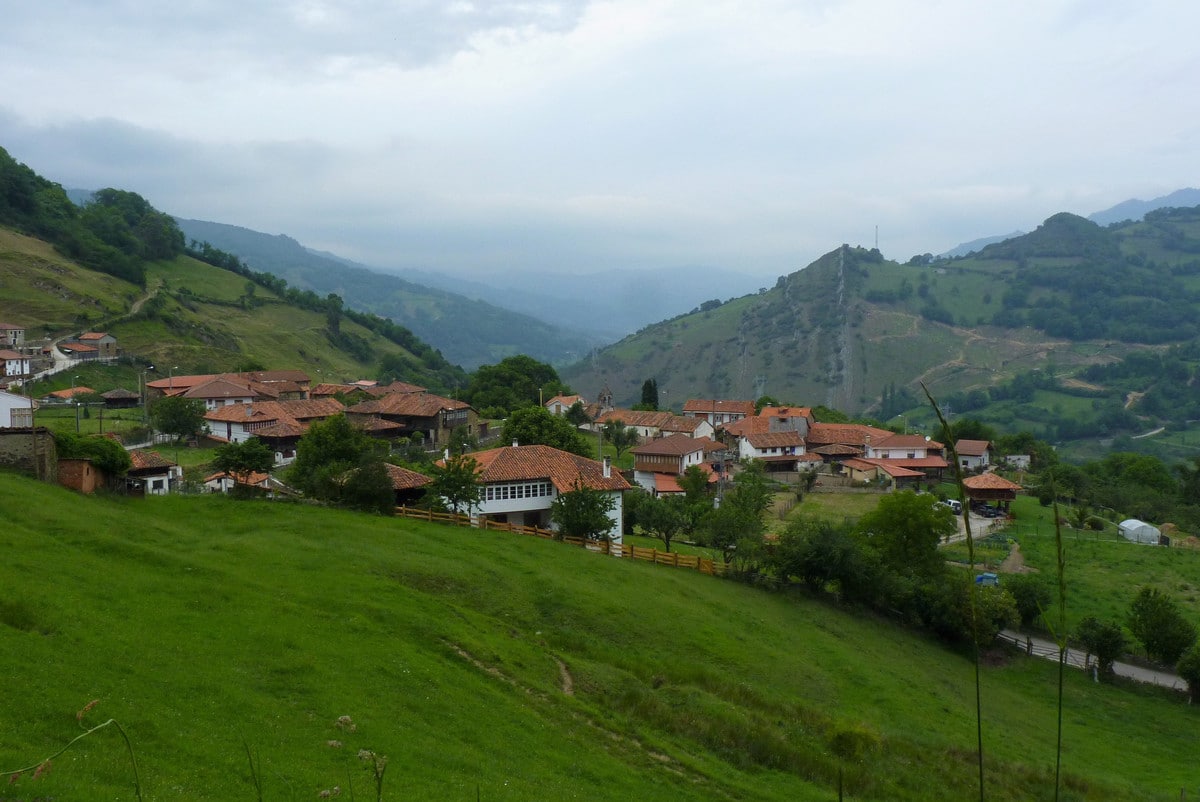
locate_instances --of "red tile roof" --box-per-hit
[348,392,469,417]
[128,450,177,470]
[843,458,925,478]
[805,422,894,447]
[384,463,432,490]
[745,431,804,449]
[722,416,772,437]
[78,332,110,341]
[963,473,1023,491]
[363,380,427,396]
[182,378,257,401]
[468,445,630,493]
[631,433,707,457]
[49,386,95,399]
[758,406,813,420]
[956,439,993,456]
[873,433,944,450]
[682,399,756,416]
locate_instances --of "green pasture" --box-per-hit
[2,473,1198,800]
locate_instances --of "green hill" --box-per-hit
[564,209,1200,447]
[0,472,1194,800]
[0,146,466,389]
[175,217,598,370]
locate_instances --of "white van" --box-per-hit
[941,499,962,514]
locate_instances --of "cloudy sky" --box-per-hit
[1,0,1196,281]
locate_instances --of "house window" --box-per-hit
[151,479,164,491]
[907,452,916,459]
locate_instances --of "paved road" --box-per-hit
[998,630,1186,691]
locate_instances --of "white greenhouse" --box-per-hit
[1118,518,1161,545]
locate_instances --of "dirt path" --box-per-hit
[998,541,1033,573]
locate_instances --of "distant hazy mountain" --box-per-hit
[937,232,1025,259]
[1088,188,1200,226]
[174,218,597,369]
[391,264,770,342]
[936,187,1200,258]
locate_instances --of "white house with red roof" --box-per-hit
[545,394,584,416]
[126,449,182,495]
[0,350,31,378]
[630,433,715,495]
[737,430,808,466]
[452,444,630,541]
[955,439,993,471]
[204,398,345,464]
[596,409,714,440]
[682,399,756,426]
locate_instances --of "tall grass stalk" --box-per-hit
[923,383,984,802]
[1046,484,1068,800]
[2,703,143,802]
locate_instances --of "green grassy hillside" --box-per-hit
[0,225,467,390]
[1,472,1195,800]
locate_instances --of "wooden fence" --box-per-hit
[394,506,728,576]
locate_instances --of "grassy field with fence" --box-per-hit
[4,472,1199,800]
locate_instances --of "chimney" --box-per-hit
[512,440,519,448]
[603,456,612,478]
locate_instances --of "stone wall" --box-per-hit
[0,427,58,481]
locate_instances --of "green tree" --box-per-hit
[771,516,860,591]
[150,396,206,443]
[853,491,955,580]
[53,431,132,476]
[550,480,617,541]
[754,395,780,414]
[211,438,275,477]
[602,419,639,461]
[677,464,712,504]
[428,453,482,515]
[465,355,568,418]
[1127,586,1197,665]
[640,493,691,552]
[503,406,591,457]
[639,378,659,410]
[289,414,390,511]
[565,400,591,427]
[1176,643,1200,703]
[697,461,772,568]
[1076,616,1127,678]
[1004,573,1053,629]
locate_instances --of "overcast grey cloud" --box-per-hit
[1,0,1197,279]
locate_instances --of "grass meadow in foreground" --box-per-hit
[0,473,1197,800]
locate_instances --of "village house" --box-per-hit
[0,349,32,379]
[737,430,820,473]
[447,444,629,542]
[0,322,25,348]
[126,449,182,495]
[0,388,35,427]
[59,342,99,361]
[955,439,993,471]
[202,469,288,497]
[595,408,715,441]
[75,332,118,360]
[682,398,756,427]
[204,398,345,464]
[863,433,949,480]
[345,392,483,445]
[146,370,311,402]
[545,394,584,416]
[384,463,432,506]
[757,406,815,437]
[840,457,926,490]
[180,377,259,410]
[630,433,717,495]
